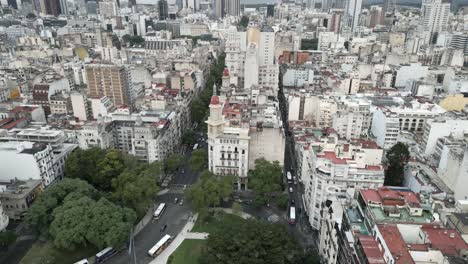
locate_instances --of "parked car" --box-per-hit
[174,197,179,204]
[179,199,184,205]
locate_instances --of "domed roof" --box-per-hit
[223,68,229,76]
[210,95,220,105]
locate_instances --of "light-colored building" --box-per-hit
[0,179,42,220]
[0,142,56,187]
[91,96,115,120]
[371,107,400,149]
[422,113,468,156]
[207,96,250,189]
[70,92,89,121]
[303,139,384,229]
[0,200,8,232]
[420,0,451,44]
[333,97,372,140]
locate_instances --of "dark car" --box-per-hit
[291,199,295,205]
[160,224,167,232]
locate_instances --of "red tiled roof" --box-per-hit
[352,138,381,149]
[377,224,415,264]
[317,151,348,164]
[422,226,468,256]
[360,187,421,207]
[358,236,386,264]
[210,95,220,105]
[0,117,28,130]
[9,106,37,113]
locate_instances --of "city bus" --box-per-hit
[154,203,166,219]
[193,143,198,150]
[73,259,89,264]
[289,206,296,225]
[95,247,116,264]
[148,234,172,257]
[286,171,292,183]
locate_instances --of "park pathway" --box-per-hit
[149,214,208,264]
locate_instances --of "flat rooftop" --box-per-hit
[370,207,434,224]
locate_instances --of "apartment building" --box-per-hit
[85,64,130,107]
[333,97,372,140]
[303,138,385,229]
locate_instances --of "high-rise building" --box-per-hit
[421,0,451,44]
[99,0,118,18]
[59,0,69,15]
[45,0,60,16]
[215,0,224,18]
[266,4,274,17]
[383,0,396,14]
[159,0,169,20]
[345,0,362,32]
[85,64,130,107]
[225,0,240,17]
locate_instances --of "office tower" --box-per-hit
[45,0,60,16]
[345,0,362,32]
[59,0,69,15]
[99,0,118,18]
[215,0,224,18]
[159,0,169,20]
[383,0,396,14]
[267,4,274,17]
[85,64,130,107]
[421,0,451,44]
[6,0,18,9]
[225,0,240,16]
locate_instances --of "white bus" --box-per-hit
[73,260,89,264]
[193,143,198,150]
[95,247,116,264]
[289,206,296,225]
[154,203,166,219]
[148,234,172,257]
[286,171,292,182]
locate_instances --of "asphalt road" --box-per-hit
[108,192,191,264]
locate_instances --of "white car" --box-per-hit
[289,187,293,193]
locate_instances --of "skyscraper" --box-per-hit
[420,0,451,44]
[345,0,362,32]
[85,64,130,107]
[159,0,169,20]
[215,0,225,18]
[225,0,240,17]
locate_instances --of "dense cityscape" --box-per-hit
[0,0,467,264]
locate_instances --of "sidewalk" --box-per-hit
[215,208,253,220]
[150,214,206,264]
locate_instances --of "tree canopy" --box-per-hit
[384,142,410,186]
[181,129,197,145]
[25,178,98,236]
[201,216,301,264]
[26,178,136,251]
[238,16,249,29]
[185,171,234,213]
[165,153,184,174]
[248,159,283,197]
[190,149,207,172]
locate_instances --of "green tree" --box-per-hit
[165,153,184,174]
[49,195,95,250]
[248,159,283,197]
[85,198,136,249]
[96,149,126,191]
[201,218,300,264]
[182,129,197,145]
[190,149,207,172]
[65,148,105,184]
[191,98,207,124]
[0,231,17,248]
[111,167,159,216]
[49,196,136,250]
[238,16,249,28]
[185,171,234,213]
[275,194,289,211]
[384,142,410,186]
[25,178,98,236]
